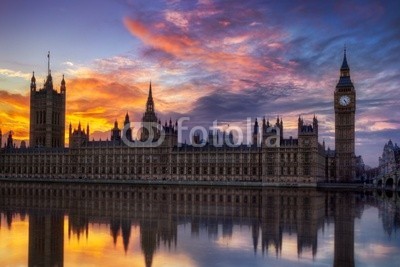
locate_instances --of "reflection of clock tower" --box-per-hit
[334,49,356,182]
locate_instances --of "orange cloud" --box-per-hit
[66,75,147,139]
[0,90,29,141]
[123,17,270,90]
[0,61,209,146]
[124,18,200,57]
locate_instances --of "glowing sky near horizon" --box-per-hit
[0,0,399,166]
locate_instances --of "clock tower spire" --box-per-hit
[334,48,356,182]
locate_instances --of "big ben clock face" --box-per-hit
[339,95,350,106]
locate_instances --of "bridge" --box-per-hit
[374,170,400,191]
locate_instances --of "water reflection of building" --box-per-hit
[0,182,398,267]
[379,200,400,237]
[141,219,158,267]
[260,189,325,257]
[68,215,89,241]
[333,193,356,267]
[28,212,64,267]
[109,219,133,252]
[322,190,364,267]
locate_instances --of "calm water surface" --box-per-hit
[0,182,399,267]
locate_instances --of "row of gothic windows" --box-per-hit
[35,111,61,125]
[1,165,260,176]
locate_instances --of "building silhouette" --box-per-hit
[379,140,400,175]
[141,81,161,142]
[0,51,361,184]
[334,48,356,181]
[29,52,66,148]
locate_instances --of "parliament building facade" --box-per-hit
[0,51,358,186]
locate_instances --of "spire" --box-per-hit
[146,81,154,113]
[111,120,121,141]
[341,46,349,70]
[47,51,51,75]
[298,116,303,132]
[149,80,152,99]
[253,118,259,135]
[337,47,353,87]
[31,71,36,83]
[7,131,13,149]
[388,139,393,146]
[60,74,66,93]
[30,71,36,91]
[124,112,130,125]
[44,52,53,90]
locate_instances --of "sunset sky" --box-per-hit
[0,0,399,166]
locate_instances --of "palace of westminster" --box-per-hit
[0,51,362,185]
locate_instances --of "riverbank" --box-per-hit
[0,177,383,190]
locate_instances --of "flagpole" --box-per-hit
[47,51,50,75]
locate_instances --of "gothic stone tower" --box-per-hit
[29,52,66,148]
[334,49,356,182]
[141,82,159,142]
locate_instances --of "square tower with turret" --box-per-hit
[334,49,356,182]
[29,52,66,148]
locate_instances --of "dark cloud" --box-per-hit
[186,82,303,123]
[2,0,399,167]
[71,0,400,167]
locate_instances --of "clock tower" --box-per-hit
[334,49,356,182]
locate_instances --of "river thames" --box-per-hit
[0,182,399,267]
